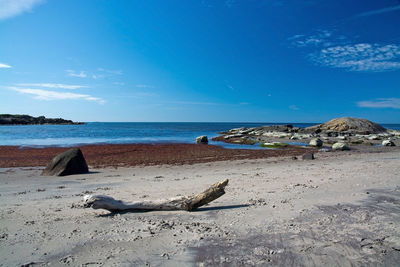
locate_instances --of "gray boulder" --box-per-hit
[309,138,323,147]
[332,142,350,151]
[196,135,208,144]
[382,140,395,146]
[41,148,89,176]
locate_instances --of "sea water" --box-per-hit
[0,122,399,149]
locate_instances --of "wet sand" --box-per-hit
[0,147,399,266]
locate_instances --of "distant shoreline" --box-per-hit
[0,114,84,125]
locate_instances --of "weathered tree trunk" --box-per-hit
[84,179,229,212]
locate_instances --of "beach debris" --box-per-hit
[309,138,323,147]
[84,179,229,213]
[332,142,350,151]
[382,140,396,146]
[41,148,89,176]
[302,152,315,160]
[196,135,209,144]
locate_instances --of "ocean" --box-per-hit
[1,122,399,149]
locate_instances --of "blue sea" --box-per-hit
[1,122,399,149]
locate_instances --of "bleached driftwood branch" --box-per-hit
[84,179,229,212]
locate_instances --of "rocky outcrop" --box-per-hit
[196,135,208,144]
[211,117,398,150]
[305,117,386,135]
[0,114,83,125]
[41,148,89,176]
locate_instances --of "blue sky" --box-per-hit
[0,0,399,123]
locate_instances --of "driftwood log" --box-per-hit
[84,179,229,212]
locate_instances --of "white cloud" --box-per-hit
[289,30,347,48]
[10,87,104,104]
[0,0,44,20]
[91,68,123,79]
[66,70,87,78]
[354,5,400,18]
[309,43,400,72]
[289,31,330,47]
[289,105,300,110]
[17,83,87,90]
[357,98,400,109]
[290,30,400,72]
[0,62,12,68]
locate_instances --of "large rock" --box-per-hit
[382,140,395,146]
[41,148,89,176]
[196,135,208,144]
[309,138,323,147]
[332,142,350,151]
[305,117,386,135]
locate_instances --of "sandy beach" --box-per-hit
[1,145,399,266]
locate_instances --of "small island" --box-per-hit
[0,114,84,125]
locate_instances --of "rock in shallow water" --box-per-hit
[41,148,89,176]
[382,140,395,146]
[196,135,208,144]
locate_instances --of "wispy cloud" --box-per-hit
[354,5,400,18]
[289,105,300,110]
[0,0,44,20]
[289,30,347,48]
[97,68,123,75]
[10,86,104,104]
[227,84,235,91]
[136,84,155,88]
[290,31,400,72]
[91,74,103,80]
[309,43,400,72]
[0,62,12,68]
[66,70,87,78]
[289,30,334,47]
[17,83,87,90]
[357,98,400,109]
[91,68,123,79]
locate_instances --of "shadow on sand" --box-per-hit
[97,204,250,217]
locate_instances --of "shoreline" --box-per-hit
[1,142,399,169]
[0,143,319,168]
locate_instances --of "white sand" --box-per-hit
[1,150,400,266]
